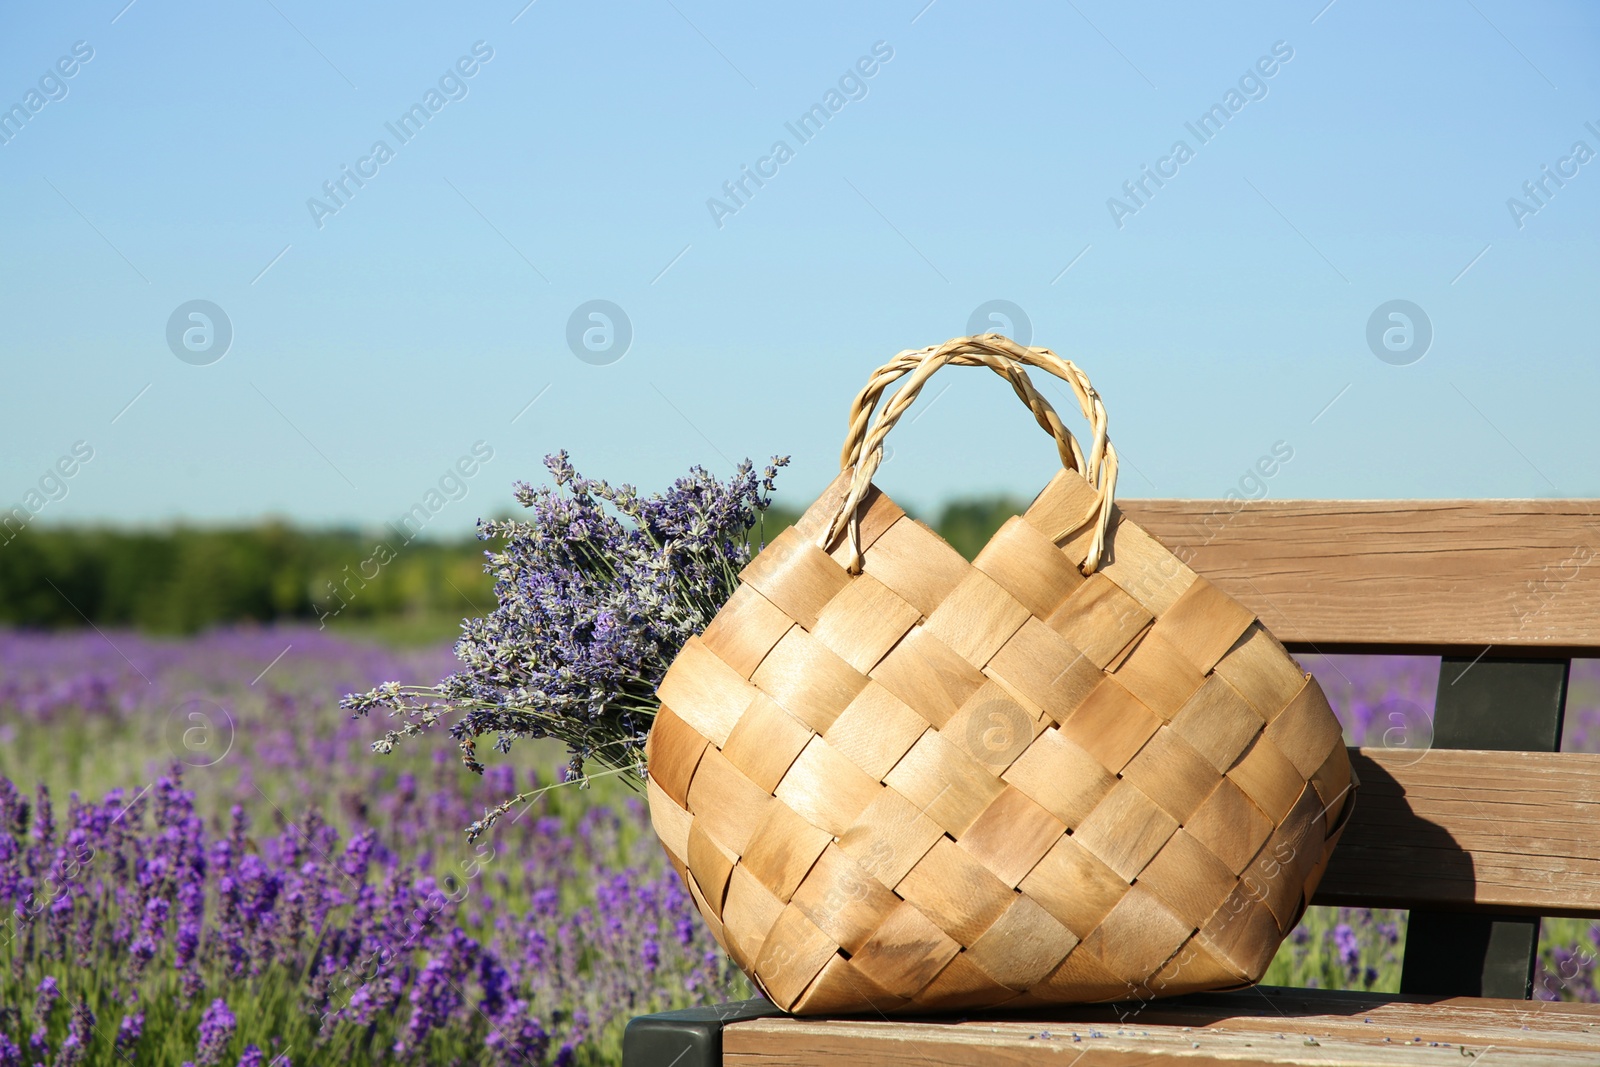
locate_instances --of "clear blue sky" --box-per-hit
[3,0,1597,538]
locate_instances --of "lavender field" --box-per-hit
[1,629,1596,1065]
[0,629,749,1066]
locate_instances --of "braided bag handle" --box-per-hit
[819,334,1120,574]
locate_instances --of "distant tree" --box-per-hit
[934,496,1027,560]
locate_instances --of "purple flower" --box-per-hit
[1333,923,1360,971]
[115,1012,144,1058]
[344,453,789,839]
[32,976,61,1030]
[32,785,54,848]
[675,913,697,949]
[485,1001,551,1065]
[196,998,236,1066]
[55,998,95,1067]
[640,935,661,975]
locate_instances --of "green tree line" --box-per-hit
[0,523,495,635]
[0,496,1024,636]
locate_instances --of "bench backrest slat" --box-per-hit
[1317,748,1600,918]
[1121,500,1600,650]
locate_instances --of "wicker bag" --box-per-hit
[645,336,1357,1014]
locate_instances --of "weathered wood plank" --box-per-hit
[724,985,1600,1066]
[1120,500,1600,650]
[1317,749,1600,917]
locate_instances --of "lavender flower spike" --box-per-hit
[344,452,789,840]
[196,998,237,1066]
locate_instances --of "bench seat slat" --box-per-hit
[1121,500,1600,650]
[724,986,1600,1066]
[1318,749,1600,917]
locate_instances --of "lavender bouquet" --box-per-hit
[343,451,788,840]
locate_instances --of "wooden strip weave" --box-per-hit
[647,337,1357,1015]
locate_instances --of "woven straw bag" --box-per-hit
[645,336,1357,1014]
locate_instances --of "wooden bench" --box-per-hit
[624,499,1600,1066]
